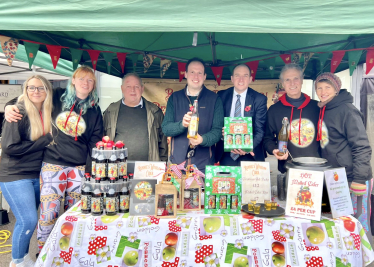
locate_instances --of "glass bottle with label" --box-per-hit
[277,117,289,156]
[96,145,107,181]
[81,173,92,214]
[118,150,127,180]
[108,147,118,181]
[106,177,118,216]
[91,149,99,179]
[187,99,199,139]
[119,181,129,213]
[91,178,103,216]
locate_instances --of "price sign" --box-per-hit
[133,161,166,183]
[240,162,271,204]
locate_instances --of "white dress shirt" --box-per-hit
[229,88,247,117]
[122,98,143,108]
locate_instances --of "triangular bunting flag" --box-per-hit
[0,36,19,66]
[177,62,186,82]
[46,45,63,69]
[331,51,345,73]
[160,59,172,78]
[245,60,259,81]
[86,50,101,71]
[292,53,303,64]
[102,52,114,74]
[228,65,235,75]
[348,50,363,76]
[210,66,224,86]
[366,49,374,74]
[70,48,83,71]
[117,52,127,73]
[318,53,330,71]
[264,57,276,78]
[280,54,292,64]
[130,53,140,72]
[143,53,155,73]
[24,41,40,69]
[302,52,314,72]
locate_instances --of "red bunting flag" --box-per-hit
[46,45,63,69]
[86,50,101,71]
[117,52,127,73]
[210,66,224,86]
[366,49,374,74]
[280,54,292,64]
[245,60,259,81]
[177,62,186,82]
[330,51,345,73]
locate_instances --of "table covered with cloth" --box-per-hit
[36,202,374,267]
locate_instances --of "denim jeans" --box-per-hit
[0,178,40,264]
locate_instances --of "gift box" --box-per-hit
[204,166,242,214]
[155,182,178,219]
[224,117,253,152]
[180,166,203,211]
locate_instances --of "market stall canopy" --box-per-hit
[1,0,374,80]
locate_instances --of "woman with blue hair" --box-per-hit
[5,66,103,253]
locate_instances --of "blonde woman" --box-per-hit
[0,75,53,267]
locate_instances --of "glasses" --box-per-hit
[27,86,46,92]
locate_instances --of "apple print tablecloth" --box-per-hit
[36,202,374,267]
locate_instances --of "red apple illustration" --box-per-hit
[334,172,339,181]
[343,220,356,232]
[165,232,178,246]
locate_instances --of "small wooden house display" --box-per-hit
[180,165,203,211]
[204,166,242,214]
[155,172,178,218]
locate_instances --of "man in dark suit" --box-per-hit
[216,64,268,165]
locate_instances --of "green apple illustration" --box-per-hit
[272,254,285,267]
[162,246,176,261]
[306,226,325,245]
[59,236,70,250]
[234,256,249,267]
[123,250,139,266]
[203,217,221,233]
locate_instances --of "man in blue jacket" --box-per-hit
[215,64,267,165]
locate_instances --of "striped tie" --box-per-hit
[231,95,241,161]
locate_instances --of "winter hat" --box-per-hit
[315,72,342,93]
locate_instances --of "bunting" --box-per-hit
[264,57,276,78]
[130,53,140,72]
[70,48,83,71]
[330,51,345,73]
[143,53,155,73]
[117,52,127,73]
[0,35,19,66]
[210,66,224,85]
[245,60,259,81]
[46,45,63,69]
[302,52,314,72]
[292,53,303,64]
[280,54,292,64]
[102,52,114,74]
[366,49,374,74]
[318,53,330,71]
[160,58,172,78]
[177,62,186,82]
[86,50,101,71]
[348,50,363,76]
[24,41,40,69]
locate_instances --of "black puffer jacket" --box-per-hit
[317,89,372,184]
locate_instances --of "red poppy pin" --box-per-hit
[245,105,251,112]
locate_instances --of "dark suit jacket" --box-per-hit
[215,86,268,164]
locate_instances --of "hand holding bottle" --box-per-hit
[182,112,192,127]
[189,134,203,146]
[272,149,289,160]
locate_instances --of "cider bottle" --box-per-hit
[108,147,118,180]
[118,150,127,180]
[106,177,118,216]
[81,173,92,214]
[277,117,289,156]
[91,178,103,216]
[187,100,199,139]
[96,146,107,181]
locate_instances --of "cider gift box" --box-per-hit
[224,117,253,152]
[204,166,242,214]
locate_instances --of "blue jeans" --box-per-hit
[0,178,40,264]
